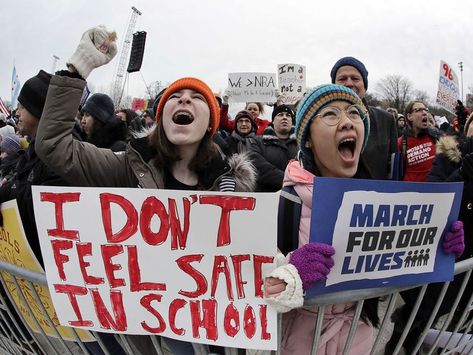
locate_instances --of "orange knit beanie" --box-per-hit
[155,77,220,136]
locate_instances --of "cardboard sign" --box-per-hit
[277,64,306,105]
[0,200,93,341]
[32,187,278,350]
[307,178,463,297]
[227,73,277,103]
[436,60,460,113]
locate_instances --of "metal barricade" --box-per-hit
[1,257,473,355]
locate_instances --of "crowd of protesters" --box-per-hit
[0,24,472,355]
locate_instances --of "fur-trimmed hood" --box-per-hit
[436,135,462,164]
[226,152,257,192]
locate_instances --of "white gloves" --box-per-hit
[222,89,231,105]
[67,25,118,79]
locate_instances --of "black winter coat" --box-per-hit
[249,127,298,192]
[0,142,68,266]
[88,119,127,152]
[362,105,399,180]
[400,135,473,320]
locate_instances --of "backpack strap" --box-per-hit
[278,186,302,255]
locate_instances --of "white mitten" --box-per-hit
[67,25,118,79]
[265,263,304,313]
[222,89,231,105]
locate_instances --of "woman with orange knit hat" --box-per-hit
[35,26,257,355]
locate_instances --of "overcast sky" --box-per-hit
[1,0,472,109]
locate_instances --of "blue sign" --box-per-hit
[307,177,463,297]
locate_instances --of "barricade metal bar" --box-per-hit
[150,334,164,355]
[412,280,451,354]
[310,305,325,355]
[27,279,73,355]
[276,313,282,355]
[427,269,473,355]
[0,334,22,355]
[192,342,208,354]
[0,260,47,285]
[69,327,91,355]
[342,299,364,355]
[90,331,112,355]
[393,284,428,355]
[0,254,473,354]
[454,318,473,354]
[371,292,398,355]
[0,274,46,355]
[10,275,60,355]
[0,307,21,346]
[438,275,473,355]
[118,333,136,354]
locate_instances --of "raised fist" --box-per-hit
[67,25,118,79]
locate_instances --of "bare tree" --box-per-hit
[364,92,382,107]
[412,90,431,105]
[375,75,413,112]
[147,80,163,100]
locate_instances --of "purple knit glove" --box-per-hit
[443,221,465,258]
[289,242,335,291]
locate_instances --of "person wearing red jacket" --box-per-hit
[219,90,271,135]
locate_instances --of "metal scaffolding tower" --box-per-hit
[112,6,142,107]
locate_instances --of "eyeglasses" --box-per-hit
[316,105,366,126]
[411,107,429,113]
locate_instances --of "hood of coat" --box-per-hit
[283,160,314,207]
[436,135,462,164]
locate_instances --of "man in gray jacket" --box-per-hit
[331,56,398,180]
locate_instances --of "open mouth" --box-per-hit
[172,111,194,125]
[338,138,356,159]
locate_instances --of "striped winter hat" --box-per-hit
[155,78,220,136]
[295,84,370,159]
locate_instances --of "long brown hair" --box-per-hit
[149,119,218,175]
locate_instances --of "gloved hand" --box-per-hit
[461,153,473,180]
[67,25,118,79]
[222,89,231,105]
[443,220,465,258]
[289,242,335,291]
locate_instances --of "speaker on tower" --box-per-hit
[127,31,147,73]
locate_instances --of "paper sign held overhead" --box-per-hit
[436,60,460,113]
[227,72,277,103]
[277,64,306,105]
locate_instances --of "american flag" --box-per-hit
[11,66,21,109]
[0,97,9,116]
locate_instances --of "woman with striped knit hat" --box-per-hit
[263,84,464,354]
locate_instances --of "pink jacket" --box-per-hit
[279,160,373,355]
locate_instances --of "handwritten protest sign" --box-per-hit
[307,178,463,297]
[436,60,460,113]
[32,187,278,350]
[0,200,93,341]
[277,64,306,105]
[227,72,277,103]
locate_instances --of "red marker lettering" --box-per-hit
[40,192,80,240]
[199,195,256,246]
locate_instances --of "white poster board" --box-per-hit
[227,72,277,103]
[277,64,306,105]
[436,60,460,113]
[32,186,278,350]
